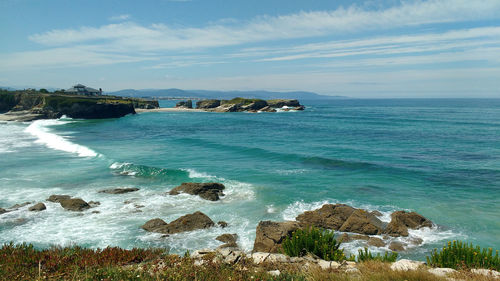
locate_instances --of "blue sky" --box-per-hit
[1,0,499,97]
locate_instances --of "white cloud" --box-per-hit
[29,0,500,51]
[108,14,131,21]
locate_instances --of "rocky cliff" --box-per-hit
[0,90,159,121]
[192,97,305,112]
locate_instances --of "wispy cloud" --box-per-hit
[108,14,131,21]
[29,0,500,51]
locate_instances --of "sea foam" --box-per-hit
[25,120,100,158]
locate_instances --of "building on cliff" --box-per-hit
[66,84,102,96]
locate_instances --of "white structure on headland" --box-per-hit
[66,84,102,96]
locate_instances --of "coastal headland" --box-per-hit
[0,89,159,121]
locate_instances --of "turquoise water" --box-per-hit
[1,99,499,260]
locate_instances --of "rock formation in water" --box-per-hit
[169,182,225,201]
[193,97,305,113]
[142,211,215,234]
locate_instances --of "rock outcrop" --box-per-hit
[267,99,301,108]
[196,99,221,109]
[59,198,91,211]
[28,203,46,212]
[176,100,192,108]
[0,208,7,215]
[253,221,300,253]
[384,211,433,237]
[99,188,139,194]
[296,204,356,230]
[0,90,159,121]
[142,211,215,234]
[338,209,384,235]
[169,182,225,201]
[216,233,238,244]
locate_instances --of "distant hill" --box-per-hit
[108,88,346,100]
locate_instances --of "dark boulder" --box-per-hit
[59,198,91,211]
[175,100,193,108]
[252,221,300,253]
[216,233,238,244]
[294,105,305,111]
[296,204,356,230]
[99,188,139,194]
[47,195,71,203]
[169,182,225,201]
[28,203,46,212]
[367,237,386,247]
[142,211,215,234]
[0,208,7,215]
[389,241,406,252]
[196,99,221,109]
[142,218,168,232]
[338,209,384,235]
[241,100,268,111]
[384,211,432,237]
[218,221,228,228]
[258,106,277,112]
[8,202,31,210]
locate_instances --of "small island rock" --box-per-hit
[142,211,215,234]
[169,182,225,201]
[99,188,139,194]
[47,195,71,203]
[384,211,432,237]
[59,198,91,211]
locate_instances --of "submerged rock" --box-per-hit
[216,233,238,244]
[253,221,300,253]
[169,182,225,201]
[384,211,432,237]
[47,195,71,203]
[0,208,7,215]
[99,188,139,194]
[59,198,91,211]
[389,241,406,252]
[8,202,32,210]
[217,221,228,228]
[28,203,46,212]
[142,211,215,234]
[367,237,386,247]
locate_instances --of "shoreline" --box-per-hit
[135,107,204,113]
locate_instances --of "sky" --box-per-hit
[1,0,499,97]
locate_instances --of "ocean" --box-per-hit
[1,98,499,261]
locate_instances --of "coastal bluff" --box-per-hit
[0,89,159,121]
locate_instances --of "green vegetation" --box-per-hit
[282,226,345,261]
[221,97,265,105]
[427,240,499,270]
[355,248,398,263]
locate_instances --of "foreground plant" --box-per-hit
[426,240,499,270]
[355,248,398,263]
[281,226,345,261]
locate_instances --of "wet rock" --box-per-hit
[59,198,91,211]
[134,204,144,209]
[88,201,100,207]
[259,106,277,112]
[0,208,7,215]
[367,237,386,247]
[338,209,384,235]
[47,195,71,203]
[99,188,139,194]
[175,100,192,109]
[384,211,432,237]
[296,204,356,230]
[169,182,225,201]
[409,237,423,246]
[294,105,306,111]
[253,220,300,253]
[390,259,424,271]
[141,218,168,232]
[8,202,31,210]
[388,241,406,252]
[217,221,228,228]
[351,234,371,241]
[28,203,46,212]
[142,211,215,234]
[216,233,237,244]
[91,211,100,214]
[196,99,221,109]
[371,210,383,217]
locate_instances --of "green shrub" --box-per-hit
[355,248,398,263]
[427,240,499,270]
[282,226,345,261]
